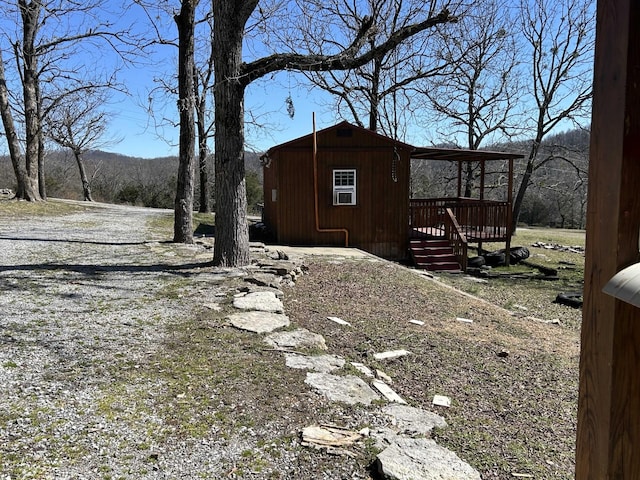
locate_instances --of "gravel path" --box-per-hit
[0,202,267,479]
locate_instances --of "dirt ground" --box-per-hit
[0,199,581,479]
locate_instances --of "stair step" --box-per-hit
[410,239,450,248]
[412,247,454,256]
[410,238,462,272]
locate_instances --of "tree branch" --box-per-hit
[240,9,454,86]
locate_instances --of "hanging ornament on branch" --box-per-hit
[285,94,295,119]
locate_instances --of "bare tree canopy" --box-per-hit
[282,0,453,138]
[0,0,142,201]
[511,0,595,231]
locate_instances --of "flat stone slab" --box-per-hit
[264,328,327,351]
[381,404,447,436]
[233,291,283,313]
[372,380,407,404]
[373,349,411,360]
[227,311,290,333]
[285,353,345,373]
[376,437,481,480]
[305,372,380,405]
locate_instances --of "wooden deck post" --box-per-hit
[576,1,640,478]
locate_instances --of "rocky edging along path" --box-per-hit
[228,251,481,480]
[0,200,479,479]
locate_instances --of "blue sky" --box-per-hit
[0,1,338,160]
[104,66,337,159]
[0,1,593,161]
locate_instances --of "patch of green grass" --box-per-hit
[0,198,84,218]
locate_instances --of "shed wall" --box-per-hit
[264,125,410,259]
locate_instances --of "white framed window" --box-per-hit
[333,169,356,205]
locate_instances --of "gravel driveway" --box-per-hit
[0,202,276,479]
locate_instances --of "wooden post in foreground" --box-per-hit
[576,0,640,478]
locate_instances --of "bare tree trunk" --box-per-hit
[20,0,43,201]
[511,140,541,231]
[196,85,211,213]
[36,80,46,200]
[0,49,27,198]
[173,0,197,244]
[212,0,250,267]
[72,149,93,201]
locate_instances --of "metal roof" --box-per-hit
[410,147,524,162]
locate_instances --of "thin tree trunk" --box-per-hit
[173,0,197,244]
[36,80,46,200]
[511,140,541,232]
[0,49,28,198]
[72,149,93,201]
[196,85,211,213]
[212,0,250,267]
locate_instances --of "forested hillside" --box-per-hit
[1,150,264,213]
[411,128,590,229]
[2,128,588,228]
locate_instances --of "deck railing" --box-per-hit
[410,197,510,242]
[443,207,468,271]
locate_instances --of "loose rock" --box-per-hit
[376,437,481,480]
[285,354,345,373]
[227,311,290,333]
[232,291,284,313]
[381,404,447,436]
[305,372,380,405]
[264,328,327,351]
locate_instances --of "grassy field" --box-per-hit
[439,226,586,330]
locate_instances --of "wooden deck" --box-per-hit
[409,197,511,242]
[409,198,513,271]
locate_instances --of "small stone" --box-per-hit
[372,380,407,404]
[373,350,411,360]
[203,303,222,311]
[432,395,451,407]
[497,349,510,358]
[376,369,393,383]
[327,316,351,326]
[351,362,375,378]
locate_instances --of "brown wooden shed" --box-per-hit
[261,121,413,260]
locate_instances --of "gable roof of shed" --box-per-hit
[266,120,524,162]
[266,120,415,154]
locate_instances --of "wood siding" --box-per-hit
[263,123,411,260]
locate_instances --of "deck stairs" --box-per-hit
[409,238,462,272]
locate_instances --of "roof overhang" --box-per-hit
[410,147,524,162]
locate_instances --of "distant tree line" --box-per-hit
[0,149,264,214]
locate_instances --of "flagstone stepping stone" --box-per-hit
[381,404,447,436]
[227,311,290,333]
[233,291,283,313]
[264,328,327,351]
[305,372,380,405]
[285,353,345,373]
[376,437,481,480]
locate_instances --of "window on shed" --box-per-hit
[333,169,356,205]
